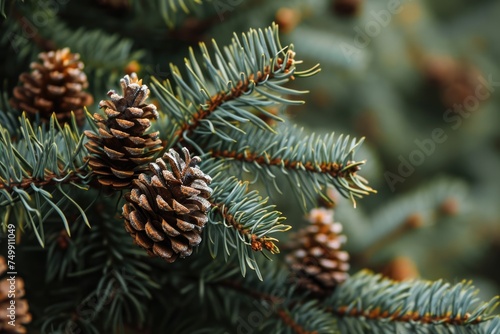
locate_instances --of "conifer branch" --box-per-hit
[151,23,320,148]
[327,270,500,334]
[213,203,279,254]
[212,270,336,334]
[205,124,374,207]
[203,164,290,279]
[0,170,86,191]
[0,113,91,245]
[172,55,294,146]
[40,200,159,332]
[211,149,361,178]
[277,307,321,334]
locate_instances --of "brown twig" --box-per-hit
[0,170,87,192]
[217,280,317,334]
[210,149,361,179]
[174,56,295,146]
[330,306,482,325]
[277,309,319,334]
[219,273,483,328]
[213,203,278,254]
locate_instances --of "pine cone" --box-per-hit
[0,257,32,333]
[85,73,163,189]
[123,147,213,263]
[286,208,350,295]
[10,48,93,126]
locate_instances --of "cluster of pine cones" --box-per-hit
[10,48,214,264]
[82,70,213,263]
[9,48,351,298]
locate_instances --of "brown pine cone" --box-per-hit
[123,147,213,263]
[286,208,350,295]
[10,48,93,126]
[0,257,32,333]
[84,73,163,189]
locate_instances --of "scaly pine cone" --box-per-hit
[123,148,213,263]
[84,73,163,189]
[0,257,31,333]
[286,208,350,296]
[10,48,93,126]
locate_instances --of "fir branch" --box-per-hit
[45,222,84,282]
[327,270,500,334]
[277,308,313,334]
[215,257,337,334]
[0,170,85,192]
[203,161,290,279]
[213,203,279,254]
[203,262,337,334]
[151,23,320,148]
[276,303,336,334]
[171,53,294,141]
[0,113,91,245]
[40,199,159,332]
[206,124,374,207]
